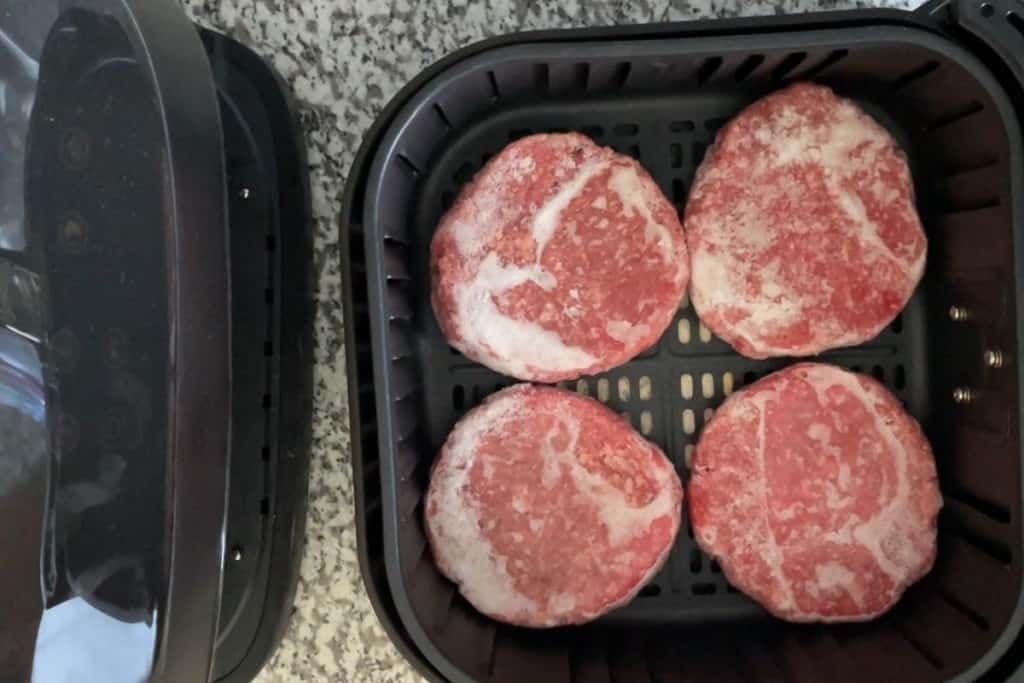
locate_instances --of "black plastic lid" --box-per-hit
[0,1,231,680]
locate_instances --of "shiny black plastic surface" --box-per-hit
[0,1,231,681]
[31,5,168,679]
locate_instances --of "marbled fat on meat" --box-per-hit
[689,363,941,622]
[425,384,683,627]
[684,83,926,358]
[431,133,689,382]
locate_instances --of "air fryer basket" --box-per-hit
[350,8,1024,683]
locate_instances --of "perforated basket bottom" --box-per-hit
[409,92,931,625]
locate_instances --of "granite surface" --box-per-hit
[180,0,921,680]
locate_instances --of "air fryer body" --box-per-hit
[0,1,312,681]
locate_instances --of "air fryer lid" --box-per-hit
[0,1,230,681]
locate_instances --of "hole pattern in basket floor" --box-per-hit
[420,108,924,624]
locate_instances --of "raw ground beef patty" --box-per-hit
[425,384,683,627]
[689,363,941,622]
[431,132,689,382]
[684,82,926,358]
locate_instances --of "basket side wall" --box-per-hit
[365,30,1024,683]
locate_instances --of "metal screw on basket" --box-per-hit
[240,187,252,200]
[984,349,1005,369]
[952,386,976,404]
[230,545,244,561]
[949,305,970,322]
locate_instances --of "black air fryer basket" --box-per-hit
[343,2,1024,681]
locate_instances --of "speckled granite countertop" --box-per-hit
[179,0,919,680]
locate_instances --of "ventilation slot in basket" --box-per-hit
[672,178,687,206]
[945,488,1012,525]
[611,62,632,89]
[733,54,765,81]
[486,70,500,101]
[894,365,906,390]
[395,153,422,177]
[574,63,590,91]
[944,153,999,177]
[440,190,454,211]
[799,48,848,80]
[690,548,702,573]
[453,161,476,185]
[670,143,683,168]
[938,194,1000,215]
[891,313,903,334]
[696,56,723,85]
[614,122,639,137]
[937,588,991,631]
[1008,11,1024,41]
[896,625,945,671]
[771,51,807,82]
[891,60,940,90]
[945,522,1013,567]
[704,116,730,133]
[433,103,453,130]
[925,101,984,132]
[533,63,550,93]
[692,582,717,596]
[692,140,707,165]
[639,584,662,597]
[383,238,412,282]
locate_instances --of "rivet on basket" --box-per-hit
[952,386,976,404]
[949,305,971,322]
[984,349,1005,368]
